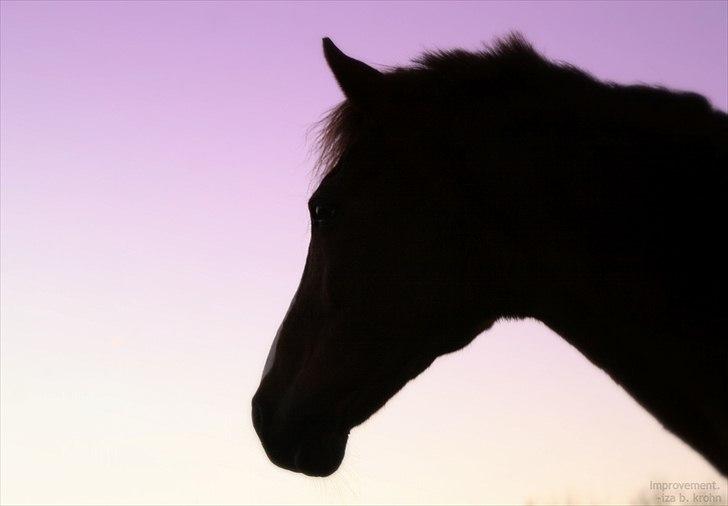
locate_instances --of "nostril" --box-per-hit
[251,398,264,433]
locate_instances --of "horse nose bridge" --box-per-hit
[261,287,317,381]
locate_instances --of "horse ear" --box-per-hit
[323,37,381,104]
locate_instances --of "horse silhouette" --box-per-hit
[252,34,727,477]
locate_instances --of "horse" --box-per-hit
[252,34,728,477]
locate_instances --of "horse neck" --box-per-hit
[540,293,728,475]
[466,112,728,475]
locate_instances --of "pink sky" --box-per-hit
[1,2,726,504]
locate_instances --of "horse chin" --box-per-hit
[293,431,348,477]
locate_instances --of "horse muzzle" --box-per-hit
[251,392,349,477]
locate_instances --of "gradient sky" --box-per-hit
[1,1,726,505]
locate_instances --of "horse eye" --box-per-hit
[311,204,336,226]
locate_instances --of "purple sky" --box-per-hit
[1,2,726,504]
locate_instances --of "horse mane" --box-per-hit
[314,32,721,179]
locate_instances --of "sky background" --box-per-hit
[1,1,726,504]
